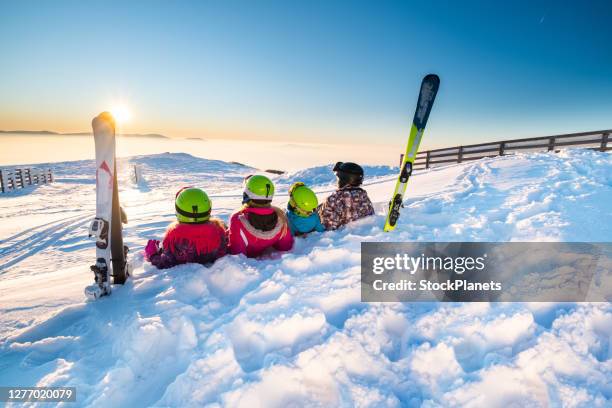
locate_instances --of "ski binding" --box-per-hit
[88,217,109,249]
[84,257,111,300]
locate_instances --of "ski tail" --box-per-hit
[383,74,440,232]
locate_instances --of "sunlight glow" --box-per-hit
[110,104,131,124]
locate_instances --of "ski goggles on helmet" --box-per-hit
[289,200,315,217]
[288,182,305,196]
[288,201,314,217]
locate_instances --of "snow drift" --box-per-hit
[0,149,611,407]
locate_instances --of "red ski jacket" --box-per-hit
[149,219,227,269]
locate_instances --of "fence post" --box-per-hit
[8,171,15,191]
[547,137,555,152]
[499,142,505,156]
[26,168,32,186]
[425,151,431,169]
[601,133,609,152]
[17,169,24,189]
[458,146,464,163]
[0,170,3,193]
[48,169,53,183]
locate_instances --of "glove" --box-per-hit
[144,239,161,261]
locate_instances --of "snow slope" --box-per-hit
[0,149,611,407]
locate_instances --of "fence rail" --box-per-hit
[0,167,54,193]
[413,129,611,170]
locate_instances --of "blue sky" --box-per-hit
[1,0,611,148]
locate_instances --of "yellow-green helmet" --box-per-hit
[175,187,211,223]
[243,175,275,204]
[289,182,318,215]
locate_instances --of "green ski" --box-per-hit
[384,74,440,232]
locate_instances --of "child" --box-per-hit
[318,162,375,230]
[145,187,227,269]
[228,175,293,257]
[286,182,325,236]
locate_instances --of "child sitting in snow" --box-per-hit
[318,162,375,230]
[286,182,325,236]
[145,187,227,269]
[228,175,294,257]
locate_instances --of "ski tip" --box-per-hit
[422,74,440,90]
[423,74,440,85]
[92,111,116,131]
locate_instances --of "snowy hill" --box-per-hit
[274,164,397,191]
[0,150,611,407]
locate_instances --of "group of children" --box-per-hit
[145,162,375,269]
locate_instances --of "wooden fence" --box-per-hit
[0,167,54,193]
[412,129,611,170]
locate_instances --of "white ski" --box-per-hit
[85,112,130,300]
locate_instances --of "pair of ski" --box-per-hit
[383,74,440,232]
[85,112,132,300]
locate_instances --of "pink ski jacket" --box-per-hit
[228,206,294,258]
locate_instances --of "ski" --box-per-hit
[85,112,131,300]
[383,74,440,232]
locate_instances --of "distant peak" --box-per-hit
[0,130,170,138]
[0,130,59,135]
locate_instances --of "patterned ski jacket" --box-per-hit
[228,205,294,257]
[317,186,375,230]
[149,219,227,269]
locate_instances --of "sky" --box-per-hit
[1,0,611,150]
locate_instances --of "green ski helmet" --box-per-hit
[175,187,211,223]
[289,182,318,216]
[243,174,275,205]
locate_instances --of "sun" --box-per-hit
[109,104,131,124]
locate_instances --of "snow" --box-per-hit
[0,148,611,407]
